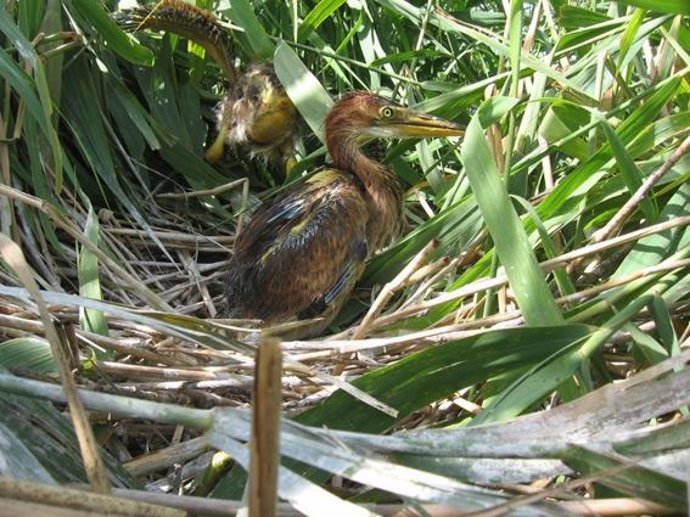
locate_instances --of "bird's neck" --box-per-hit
[327,132,392,186]
[327,133,402,249]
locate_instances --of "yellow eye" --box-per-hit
[380,106,394,119]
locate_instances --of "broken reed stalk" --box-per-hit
[249,337,283,517]
[0,478,185,517]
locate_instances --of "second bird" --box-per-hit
[120,0,298,171]
[227,92,464,337]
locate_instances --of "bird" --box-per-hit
[118,0,298,171]
[207,62,297,172]
[226,91,464,337]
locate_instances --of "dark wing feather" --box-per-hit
[227,169,369,326]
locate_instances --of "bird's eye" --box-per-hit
[380,106,394,119]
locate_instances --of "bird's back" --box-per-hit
[227,169,369,333]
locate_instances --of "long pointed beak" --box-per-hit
[390,112,464,138]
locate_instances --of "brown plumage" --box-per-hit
[118,0,297,169]
[227,92,464,337]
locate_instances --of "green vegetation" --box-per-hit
[0,0,689,514]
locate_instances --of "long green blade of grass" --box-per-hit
[620,0,690,15]
[461,105,563,326]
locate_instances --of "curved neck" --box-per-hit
[326,125,402,249]
[326,127,393,187]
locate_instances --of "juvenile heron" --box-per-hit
[227,92,463,337]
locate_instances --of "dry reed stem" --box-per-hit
[103,226,234,245]
[0,184,172,310]
[0,478,185,517]
[96,361,252,383]
[353,238,440,339]
[405,256,451,287]
[156,178,248,200]
[68,486,676,517]
[591,133,690,244]
[0,235,112,494]
[123,434,209,477]
[249,337,282,517]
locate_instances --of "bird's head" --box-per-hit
[243,67,297,147]
[326,92,464,141]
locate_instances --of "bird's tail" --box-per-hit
[116,0,237,82]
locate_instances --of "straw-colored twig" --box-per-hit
[157,178,250,235]
[156,178,249,200]
[590,133,690,245]
[96,361,252,383]
[353,239,440,339]
[103,227,234,245]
